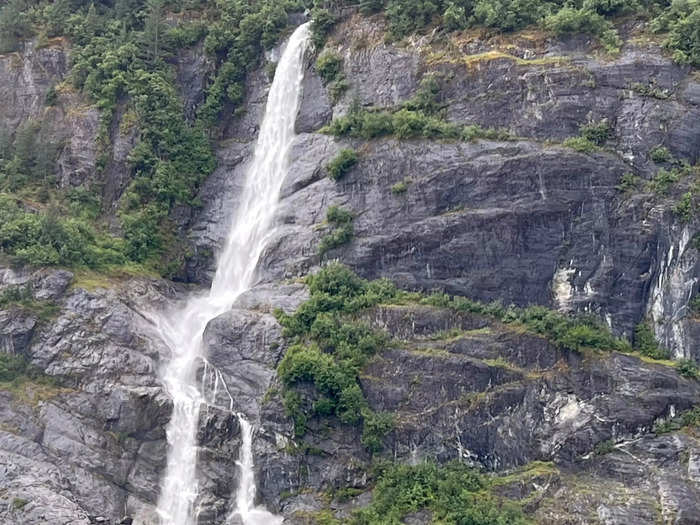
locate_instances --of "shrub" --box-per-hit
[652,0,700,67]
[319,206,354,256]
[351,461,531,524]
[11,498,29,510]
[580,120,611,145]
[402,74,442,114]
[45,85,58,106]
[323,103,509,143]
[276,263,396,449]
[645,167,683,194]
[391,180,409,194]
[311,8,337,48]
[327,149,358,181]
[543,7,620,52]
[443,3,467,31]
[0,353,30,382]
[650,145,673,163]
[361,411,394,452]
[690,294,700,316]
[0,0,32,53]
[0,196,125,269]
[674,191,695,222]
[360,0,385,14]
[472,0,549,32]
[593,439,615,455]
[616,172,641,192]
[316,52,344,85]
[563,136,597,153]
[655,406,700,433]
[634,322,670,359]
[385,0,441,39]
[677,358,699,379]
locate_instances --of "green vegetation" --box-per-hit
[0,0,308,276]
[322,73,512,142]
[315,52,342,83]
[275,263,398,447]
[652,0,700,66]
[563,119,611,153]
[0,194,126,269]
[593,439,616,455]
[616,172,642,192]
[563,136,597,153]
[543,7,620,52]
[0,352,55,387]
[11,498,29,511]
[690,293,700,316]
[579,120,611,146]
[275,263,693,456]
[351,461,531,524]
[629,82,671,99]
[0,119,62,192]
[326,149,358,181]
[391,179,410,195]
[677,358,699,379]
[315,51,348,101]
[319,205,354,256]
[674,191,697,222]
[654,406,700,433]
[420,292,633,353]
[310,0,698,62]
[634,321,670,359]
[323,102,511,142]
[650,145,673,163]
[645,165,685,194]
[310,7,337,48]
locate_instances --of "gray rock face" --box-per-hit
[0,40,100,189]
[0,41,67,131]
[242,18,700,362]
[1,14,698,525]
[0,275,176,525]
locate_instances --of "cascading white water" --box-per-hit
[229,416,283,525]
[151,22,311,525]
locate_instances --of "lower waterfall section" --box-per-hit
[147,22,312,525]
[228,415,283,525]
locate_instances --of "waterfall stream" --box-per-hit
[149,22,311,525]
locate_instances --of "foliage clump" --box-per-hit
[677,358,699,379]
[319,205,355,256]
[275,262,398,448]
[315,51,348,102]
[652,0,700,66]
[563,119,612,152]
[650,145,673,164]
[0,194,125,269]
[322,96,511,142]
[351,461,531,524]
[634,322,671,360]
[654,405,700,433]
[327,149,358,181]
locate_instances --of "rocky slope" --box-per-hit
[1,12,699,525]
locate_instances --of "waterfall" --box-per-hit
[150,22,311,525]
[228,415,283,525]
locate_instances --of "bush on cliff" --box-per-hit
[351,461,531,524]
[326,149,358,181]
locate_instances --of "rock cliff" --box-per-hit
[0,11,698,525]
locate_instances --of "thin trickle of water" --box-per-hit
[150,22,311,525]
